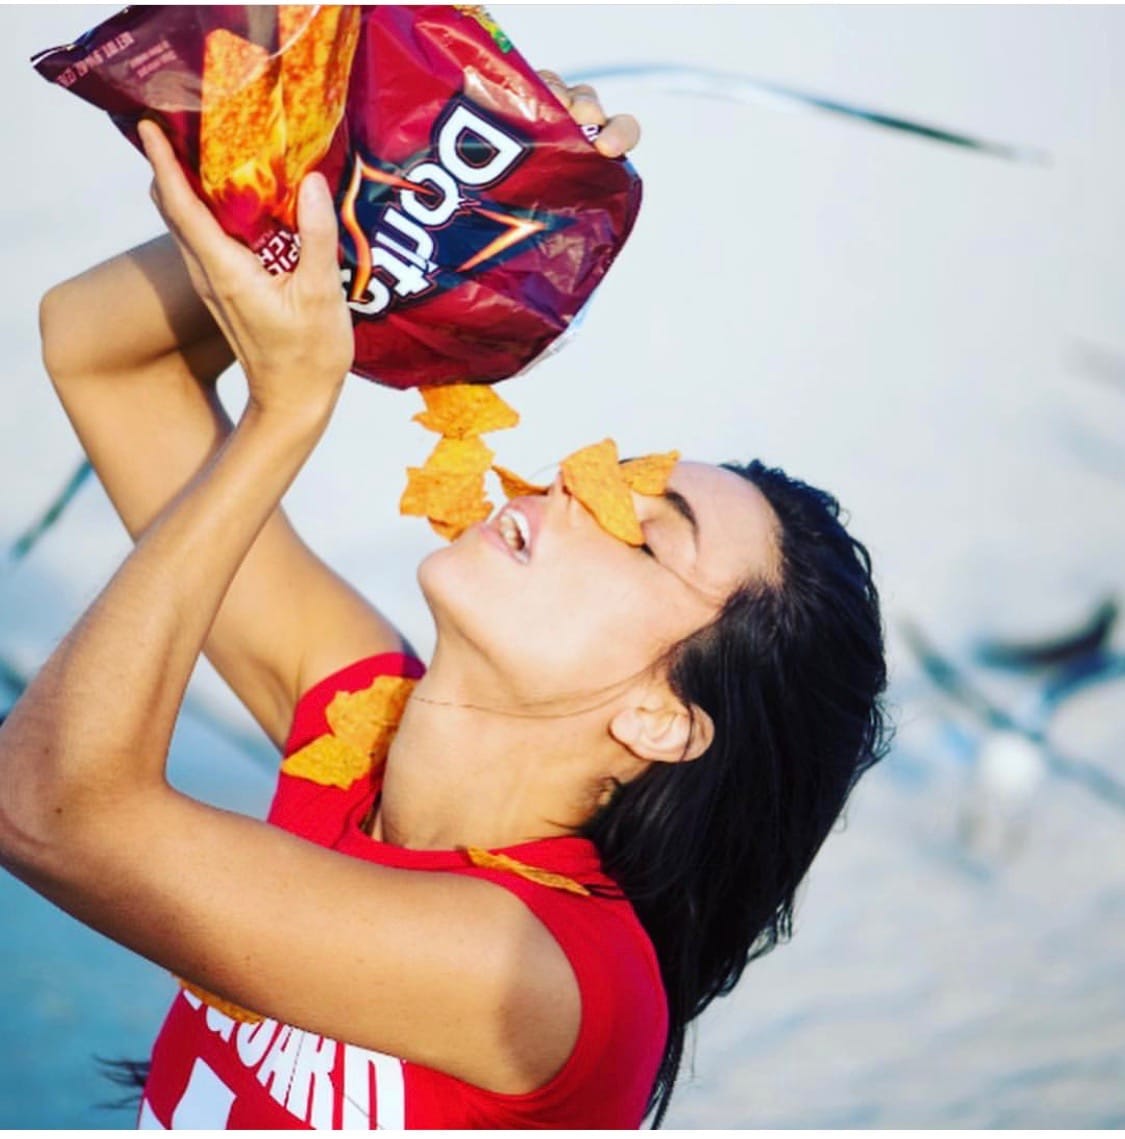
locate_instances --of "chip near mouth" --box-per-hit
[399,383,520,541]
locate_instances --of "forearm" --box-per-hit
[41,234,245,544]
[0,397,334,862]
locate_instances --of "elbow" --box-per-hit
[0,751,65,877]
[0,736,133,883]
[39,282,83,388]
[39,283,67,383]
[0,708,102,874]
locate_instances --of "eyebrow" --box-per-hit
[662,488,699,547]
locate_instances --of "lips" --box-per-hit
[484,495,545,565]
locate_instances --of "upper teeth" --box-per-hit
[498,507,531,563]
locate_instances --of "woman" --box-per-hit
[0,78,890,1129]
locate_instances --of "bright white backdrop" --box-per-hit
[1,5,1123,1128]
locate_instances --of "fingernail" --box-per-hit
[301,173,330,207]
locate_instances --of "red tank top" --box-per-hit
[139,652,667,1129]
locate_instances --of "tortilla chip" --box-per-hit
[176,977,264,1024]
[200,29,284,200]
[425,507,487,542]
[466,847,591,896]
[400,468,489,519]
[561,438,644,546]
[400,431,496,539]
[620,450,680,495]
[428,436,495,476]
[492,464,550,499]
[326,676,416,757]
[412,384,520,438]
[429,517,470,541]
[280,734,372,789]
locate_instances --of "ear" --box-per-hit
[609,690,714,765]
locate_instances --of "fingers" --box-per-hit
[539,71,605,124]
[138,119,256,283]
[292,173,343,296]
[594,113,641,159]
[537,69,572,108]
[536,71,639,158]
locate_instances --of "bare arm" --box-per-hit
[0,141,578,1093]
[41,232,406,749]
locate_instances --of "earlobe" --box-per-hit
[609,701,714,764]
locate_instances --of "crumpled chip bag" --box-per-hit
[33,5,642,390]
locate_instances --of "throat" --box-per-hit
[369,722,587,853]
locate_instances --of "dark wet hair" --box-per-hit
[581,458,893,1127]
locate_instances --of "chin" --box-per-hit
[416,539,462,615]
[416,530,504,648]
[416,536,569,691]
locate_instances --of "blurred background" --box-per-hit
[2,3,1124,1128]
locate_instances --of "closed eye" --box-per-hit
[639,542,657,558]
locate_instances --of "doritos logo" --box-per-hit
[339,98,571,319]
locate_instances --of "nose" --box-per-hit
[548,468,567,498]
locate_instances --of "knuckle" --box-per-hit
[613,113,642,144]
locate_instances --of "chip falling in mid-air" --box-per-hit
[400,384,521,540]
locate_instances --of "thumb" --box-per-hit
[294,173,341,291]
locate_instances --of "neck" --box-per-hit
[368,648,619,852]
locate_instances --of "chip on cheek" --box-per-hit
[558,441,680,547]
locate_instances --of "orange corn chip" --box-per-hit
[176,977,264,1024]
[275,5,361,225]
[427,436,495,476]
[412,384,520,438]
[429,517,468,541]
[492,464,550,500]
[561,438,644,546]
[400,433,496,537]
[400,469,489,520]
[200,29,284,201]
[620,450,680,495]
[466,847,591,896]
[281,734,372,789]
[425,491,493,539]
[327,676,416,756]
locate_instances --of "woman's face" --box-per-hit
[417,460,781,707]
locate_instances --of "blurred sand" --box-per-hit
[1,4,1123,1128]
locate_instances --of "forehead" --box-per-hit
[665,461,781,594]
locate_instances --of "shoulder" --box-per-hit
[453,857,668,1122]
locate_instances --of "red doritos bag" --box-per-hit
[32,5,642,390]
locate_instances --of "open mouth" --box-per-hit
[496,505,531,564]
